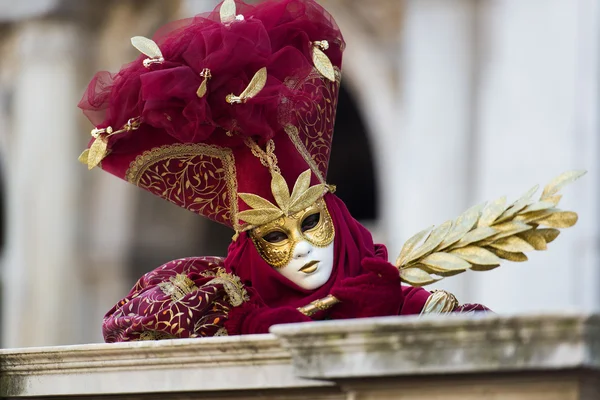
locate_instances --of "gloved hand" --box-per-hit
[225,297,311,335]
[329,257,404,319]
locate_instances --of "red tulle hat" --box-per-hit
[78,0,345,232]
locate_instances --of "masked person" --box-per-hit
[79,0,491,342]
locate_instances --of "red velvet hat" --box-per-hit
[78,0,344,233]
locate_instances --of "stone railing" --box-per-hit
[1,313,599,399]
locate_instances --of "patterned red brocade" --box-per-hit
[103,257,237,342]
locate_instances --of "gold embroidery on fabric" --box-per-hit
[280,67,341,183]
[137,330,178,341]
[214,327,229,336]
[104,259,240,342]
[421,290,459,315]
[158,273,198,302]
[125,143,240,230]
[206,268,249,307]
[199,269,217,278]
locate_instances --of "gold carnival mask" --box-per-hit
[250,198,335,268]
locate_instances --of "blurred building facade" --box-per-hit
[0,0,598,348]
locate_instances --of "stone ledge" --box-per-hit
[0,334,333,397]
[1,313,599,398]
[271,313,600,380]
[2,334,287,374]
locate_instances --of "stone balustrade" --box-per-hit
[1,313,599,399]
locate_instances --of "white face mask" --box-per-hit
[249,198,336,290]
[276,240,334,290]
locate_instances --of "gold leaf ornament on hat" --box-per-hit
[80,117,141,170]
[237,169,327,227]
[311,40,335,82]
[87,133,109,170]
[77,149,90,165]
[226,67,268,104]
[196,68,212,98]
[130,36,164,68]
[220,0,237,24]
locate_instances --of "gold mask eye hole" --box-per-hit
[262,231,288,244]
[301,212,321,232]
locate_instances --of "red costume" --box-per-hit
[79,0,488,343]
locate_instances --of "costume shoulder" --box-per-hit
[102,257,249,342]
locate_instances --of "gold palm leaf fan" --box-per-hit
[297,170,586,316]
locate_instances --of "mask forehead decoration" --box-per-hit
[237,169,329,225]
[250,197,335,267]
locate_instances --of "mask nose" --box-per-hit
[293,241,312,259]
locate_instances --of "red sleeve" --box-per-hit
[399,286,431,315]
[102,257,245,342]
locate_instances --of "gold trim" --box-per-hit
[284,124,326,184]
[206,268,249,307]
[243,138,281,174]
[158,273,198,303]
[421,290,459,315]
[297,294,340,316]
[126,143,240,230]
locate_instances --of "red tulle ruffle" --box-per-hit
[78,0,343,146]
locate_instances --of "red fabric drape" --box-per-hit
[224,193,430,315]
